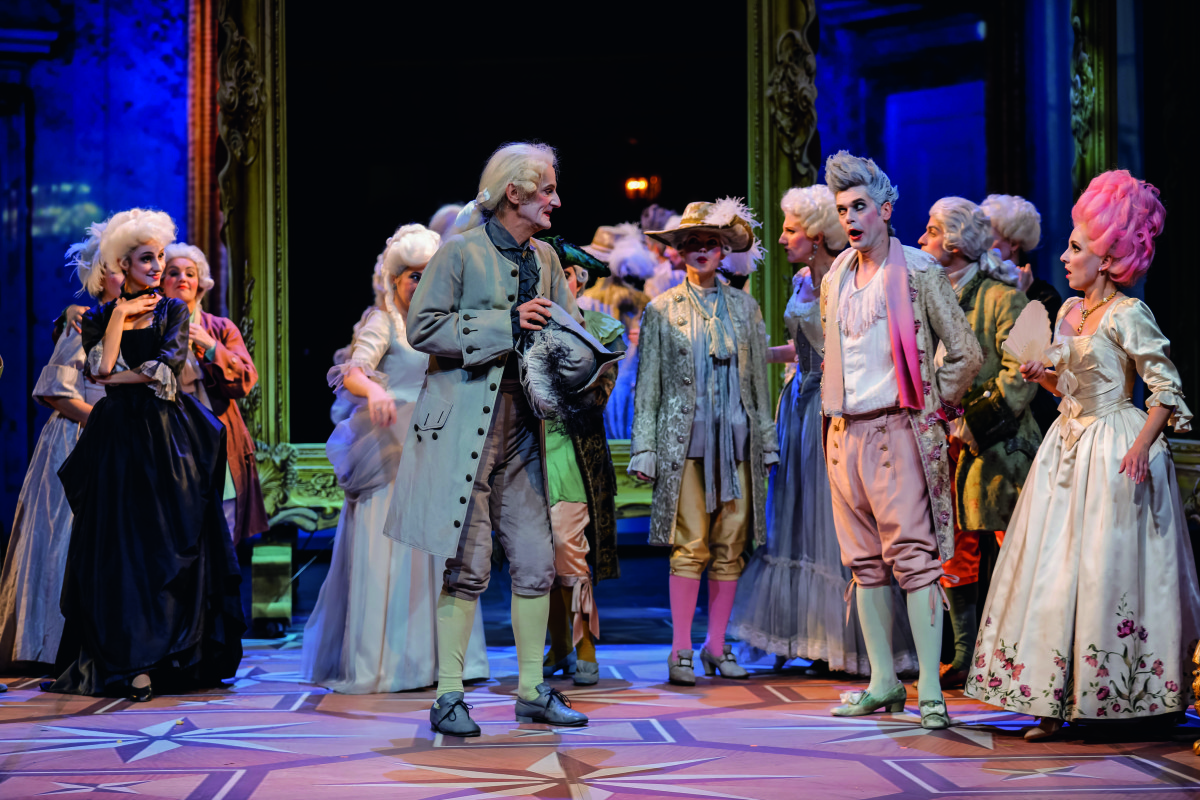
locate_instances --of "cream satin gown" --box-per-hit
[966,297,1200,721]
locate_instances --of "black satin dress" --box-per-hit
[51,290,245,696]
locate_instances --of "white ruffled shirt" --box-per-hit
[837,262,899,414]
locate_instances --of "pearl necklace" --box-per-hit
[1077,289,1118,334]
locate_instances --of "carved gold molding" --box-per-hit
[748,0,820,402]
[1070,0,1116,193]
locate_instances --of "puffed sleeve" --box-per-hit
[33,325,86,405]
[1109,297,1191,432]
[136,298,189,402]
[327,308,391,390]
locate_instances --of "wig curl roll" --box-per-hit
[164,243,215,297]
[98,208,176,275]
[1072,170,1164,287]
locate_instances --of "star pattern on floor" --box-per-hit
[230,666,310,689]
[748,708,1029,749]
[335,752,808,799]
[0,717,352,762]
[982,764,1101,781]
[37,780,150,795]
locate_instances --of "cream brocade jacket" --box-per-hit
[820,242,983,561]
[630,283,779,548]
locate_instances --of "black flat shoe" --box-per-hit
[128,684,153,703]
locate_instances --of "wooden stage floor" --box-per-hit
[3,636,1200,799]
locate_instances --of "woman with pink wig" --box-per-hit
[966,171,1200,740]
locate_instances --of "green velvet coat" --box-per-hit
[954,269,1043,533]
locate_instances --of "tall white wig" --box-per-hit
[455,142,557,232]
[428,203,465,240]
[980,194,1042,253]
[780,184,848,250]
[825,151,899,209]
[382,224,441,279]
[69,220,110,299]
[99,208,176,275]
[164,242,215,298]
[608,223,657,280]
[929,197,992,262]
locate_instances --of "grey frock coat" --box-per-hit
[384,224,578,559]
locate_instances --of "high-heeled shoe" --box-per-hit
[832,682,907,716]
[668,649,696,686]
[700,644,748,679]
[1024,717,1062,741]
[128,683,153,703]
[919,697,951,729]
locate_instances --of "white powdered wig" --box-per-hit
[825,151,899,209]
[69,220,109,299]
[99,208,176,275]
[609,222,657,280]
[382,224,441,279]
[780,184,848,250]
[929,196,992,263]
[980,194,1042,253]
[428,203,465,240]
[455,142,557,232]
[164,242,215,298]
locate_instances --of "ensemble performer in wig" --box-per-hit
[967,170,1200,740]
[387,143,587,735]
[48,209,244,702]
[0,224,120,673]
[161,244,269,544]
[730,185,918,676]
[540,240,625,685]
[632,199,779,686]
[819,152,982,729]
[916,198,1039,689]
[303,224,488,694]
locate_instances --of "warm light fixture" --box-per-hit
[624,175,661,200]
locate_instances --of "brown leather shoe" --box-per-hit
[938,662,968,689]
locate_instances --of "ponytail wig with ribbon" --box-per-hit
[455,142,557,232]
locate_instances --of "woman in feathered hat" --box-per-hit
[0,223,123,673]
[632,198,779,685]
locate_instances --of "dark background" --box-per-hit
[286,3,748,444]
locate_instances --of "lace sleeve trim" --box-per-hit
[138,360,178,402]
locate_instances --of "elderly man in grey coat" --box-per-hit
[385,143,587,736]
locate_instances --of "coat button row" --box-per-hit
[454,520,461,528]
[490,383,497,390]
[483,406,491,413]
[678,348,687,356]
[460,497,467,504]
[478,428,485,435]
[463,314,473,321]
[677,435,685,443]
[432,432,438,440]
[683,377,692,385]
[466,345,478,353]
[463,327,472,334]
[471,451,478,458]
[681,406,690,414]
[466,474,472,481]
[508,294,515,301]
[511,269,518,277]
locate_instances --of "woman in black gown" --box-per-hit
[48,208,245,702]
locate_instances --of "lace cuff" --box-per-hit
[764,451,780,468]
[326,359,389,391]
[138,360,178,402]
[1146,391,1192,434]
[628,451,657,480]
[85,344,130,379]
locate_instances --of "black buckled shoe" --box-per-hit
[514,682,588,726]
[430,691,481,737]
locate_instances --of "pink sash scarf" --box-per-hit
[882,239,923,411]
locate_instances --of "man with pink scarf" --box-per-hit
[819,151,982,729]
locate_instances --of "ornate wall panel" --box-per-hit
[1070,0,1116,193]
[187,0,221,315]
[747,0,819,402]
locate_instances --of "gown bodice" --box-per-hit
[784,274,823,387]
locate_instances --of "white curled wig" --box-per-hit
[382,224,441,279]
[980,193,1042,253]
[929,197,992,262]
[780,184,848,250]
[68,220,110,299]
[825,151,899,210]
[99,208,176,275]
[455,142,557,232]
[164,242,215,298]
[608,223,657,280]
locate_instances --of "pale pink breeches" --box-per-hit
[549,500,599,643]
[825,411,941,592]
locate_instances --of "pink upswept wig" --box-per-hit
[1071,170,1165,286]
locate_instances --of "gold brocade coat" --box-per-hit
[630,283,779,548]
[820,241,983,562]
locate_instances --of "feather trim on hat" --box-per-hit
[704,196,761,230]
[609,229,658,280]
[721,237,765,276]
[520,323,606,438]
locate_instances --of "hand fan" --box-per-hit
[1001,300,1052,366]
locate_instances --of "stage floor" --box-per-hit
[3,638,1200,799]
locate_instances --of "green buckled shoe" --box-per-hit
[831,682,907,716]
[919,698,951,729]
